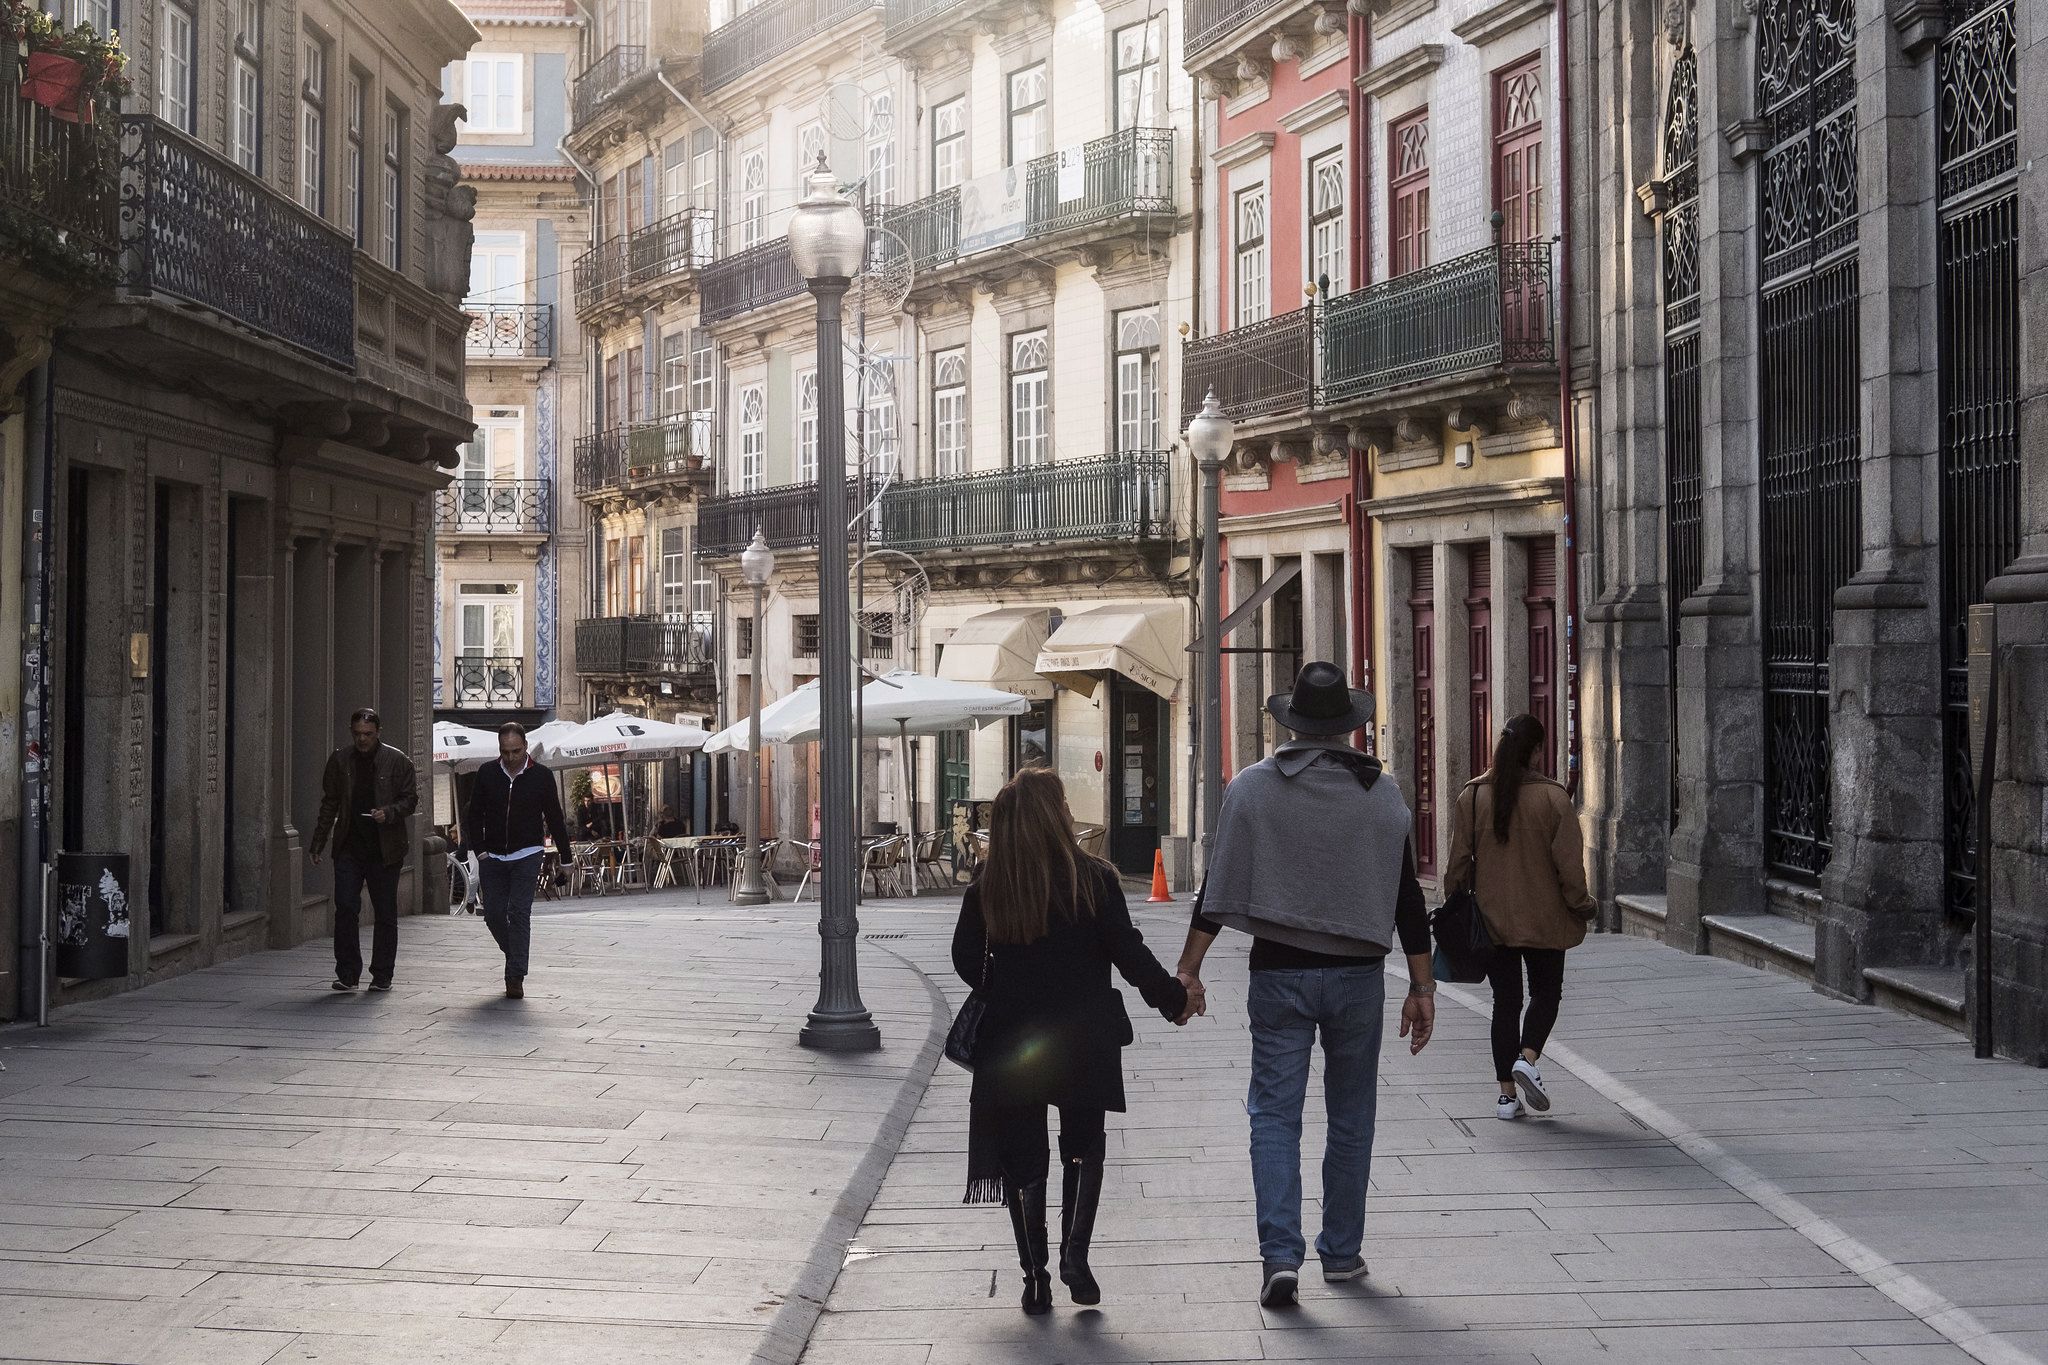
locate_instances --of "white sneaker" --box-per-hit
[1512,1058,1551,1112]
[1496,1095,1523,1120]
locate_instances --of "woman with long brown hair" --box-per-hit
[952,767,1188,1315]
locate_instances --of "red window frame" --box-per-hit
[1388,108,1430,277]
[1491,56,1544,243]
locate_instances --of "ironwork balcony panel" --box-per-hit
[877,454,1172,555]
[629,209,714,287]
[1184,0,1301,61]
[572,45,647,129]
[703,0,878,91]
[435,478,553,534]
[697,478,869,555]
[573,412,711,500]
[2,56,119,265]
[883,0,993,48]
[1024,128,1175,239]
[573,237,628,316]
[119,116,356,367]
[465,304,554,359]
[451,656,525,707]
[576,614,716,677]
[1181,308,1315,424]
[877,189,958,276]
[1320,241,1554,403]
[699,238,804,324]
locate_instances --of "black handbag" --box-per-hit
[944,945,991,1070]
[1430,789,1497,983]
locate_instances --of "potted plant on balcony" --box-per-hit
[8,2,130,124]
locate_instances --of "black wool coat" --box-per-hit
[951,863,1187,1113]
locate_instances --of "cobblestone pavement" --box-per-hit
[807,901,2048,1365]
[4,893,2045,1365]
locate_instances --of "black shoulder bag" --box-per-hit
[1429,787,1496,983]
[944,943,990,1070]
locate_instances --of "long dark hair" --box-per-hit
[979,768,1106,944]
[1489,714,1547,843]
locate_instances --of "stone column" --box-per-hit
[1667,0,1769,949]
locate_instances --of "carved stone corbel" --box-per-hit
[1446,403,1494,438]
[1269,439,1307,465]
[281,400,353,438]
[1271,31,1305,64]
[1234,51,1270,88]
[1346,422,1393,455]
[1228,441,1269,475]
[1308,427,1350,465]
[346,410,392,450]
[1394,410,1439,446]
[1504,390,1559,431]
[1636,177,1671,218]
[0,322,52,412]
[1313,4,1347,37]
[1890,0,1946,57]
[384,427,431,463]
[1723,118,1770,164]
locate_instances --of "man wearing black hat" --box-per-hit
[1174,661,1435,1309]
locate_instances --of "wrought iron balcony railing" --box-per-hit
[573,412,711,499]
[119,116,356,367]
[703,0,877,90]
[1183,0,1296,59]
[574,209,715,316]
[435,478,553,534]
[464,303,553,359]
[876,189,959,276]
[1321,241,1555,402]
[1025,128,1175,237]
[572,44,647,128]
[573,236,628,315]
[697,477,871,556]
[451,655,525,707]
[2,56,119,267]
[879,454,1173,554]
[882,0,985,45]
[1181,307,1316,424]
[699,237,805,324]
[575,614,715,677]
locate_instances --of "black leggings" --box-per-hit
[991,1105,1106,1187]
[1486,947,1566,1083]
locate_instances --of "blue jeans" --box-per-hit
[1246,964,1386,1269]
[479,853,540,978]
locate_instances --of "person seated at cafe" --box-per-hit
[713,819,741,836]
[654,806,685,839]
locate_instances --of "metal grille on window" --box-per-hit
[1936,0,2019,918]
[1756,0,1860,878]
[1661,46,1702,826]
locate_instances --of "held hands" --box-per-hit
[1173,970,1207,1026]
[1399,989,1436,1054]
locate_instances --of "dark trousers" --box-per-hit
[991,1105,1107,1187]
[1486,946,1567,1082]
[334,854,400,985]
[479,852,541,979]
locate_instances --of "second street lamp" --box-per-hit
[733,528,775,906]
[1187,389,1235,858]
[789,154,880,1052]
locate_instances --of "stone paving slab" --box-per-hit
[802,904,2047,1365]
[0,900,943,1365]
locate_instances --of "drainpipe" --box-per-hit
[1554,0,1582,796]
[1347,7,1374,751]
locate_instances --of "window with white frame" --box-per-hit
[382,102,406,267]
[737,384,765,490]
[862,361,897,470]
[692,555,715,616]
[467,231,524,305]
[691,127,717,209]
[457,584,522,665]
[932,96,966,192]
[933,347,967,477]
[660,528,689,618]
[461,54,522,134]
[661,137,688,216]
[63,0,113,31]
[230,0,262,172]
[866,91,895,205]
[345,71,365,246]
[1113,17,1163,130]
[660,330,690,415]
[798,121,827,178]
[1309,149,1346,294]
[300,30,327,213]
[1007,65,1047,165]
[1113,307,1161,454]
[1008,329,1049,466]
[796,367,819,482]
[740,150,767,249]
[157,0,196,133]
[689,328,718,457]
[455,408,524,519]
[1234,184,1269,325]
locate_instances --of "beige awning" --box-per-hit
[1035,600,1185,700]
[937,607,1055,701]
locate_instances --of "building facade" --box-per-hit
[434,0,592,744]
[3,0,477,1019]
[1574,0,2046,1059]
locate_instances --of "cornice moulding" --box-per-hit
[1354,44,1444,99]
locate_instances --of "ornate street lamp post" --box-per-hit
[733,528,776,906]
[1187,390,1236,857]
[788,154,880,1051]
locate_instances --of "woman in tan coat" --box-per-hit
[1445,714,1595,1120]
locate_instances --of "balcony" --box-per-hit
[119,116,355,368]
[434,478,553,534]
[1181,307,1315,425]
[1321,241,1555,403]
[882,0,994,52]
[878,454,1173,555]
[703,0,878,92]
[1184,0,1304,63]
[1025,128,1174,238]
[573,412,712,502]
[451,656,525,708]
[699,238,804,325]
[572,44,646,129]
[573,209,713,319]
[697,477,866,556]
[465,303,554,359]
[576,614,715,679]
[1,56,119,280]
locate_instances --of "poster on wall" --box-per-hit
[959,165,1027,254]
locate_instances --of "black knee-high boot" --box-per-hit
[1059,1158,1104,1305]
[1005,1179,1052,1315]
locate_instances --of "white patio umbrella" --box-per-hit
[548,712,712,875]
[523,718,587,766]
[704,682,823,756]
[431,720,500,771]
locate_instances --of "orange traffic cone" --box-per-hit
[1148,848,1173,903]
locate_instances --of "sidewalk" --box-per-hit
[806,902,2048,1365]
[0,900,943,1365]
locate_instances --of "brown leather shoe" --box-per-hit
[505,977,524,999]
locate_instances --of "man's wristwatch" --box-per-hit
[1407,981,1437,997]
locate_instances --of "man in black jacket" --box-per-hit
[466,721,573,998]
[310,707,418,992]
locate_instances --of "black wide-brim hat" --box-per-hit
[1267,660,1374,737]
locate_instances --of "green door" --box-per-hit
[938,728,970,855]
[1108,676,1164,875]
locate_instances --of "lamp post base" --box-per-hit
[799,1011,882,1051]
[732,854,772,905]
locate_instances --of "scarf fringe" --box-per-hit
[963,1175,1008,1206]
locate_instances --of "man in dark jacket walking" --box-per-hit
[1175,662,1437,1309]
[466,722,573,998]
[310,707,419,992]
